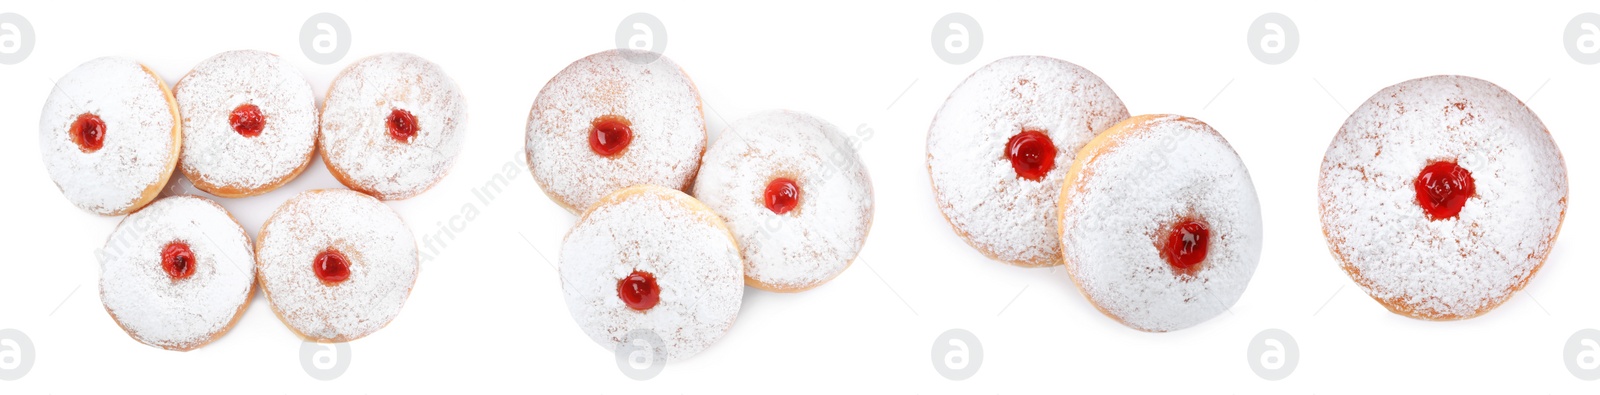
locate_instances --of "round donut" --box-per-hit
[527,49,707,214]
[99,195,254,351]
[927,55,1129,267]
[1318,75,1567,320]
[174,50,317,198]
[1058,115,1263,332]
[257,189,419,342]
[693,110,873,292]
[319,53,467,200]
[560,185,743,361]
[39,57,181,215]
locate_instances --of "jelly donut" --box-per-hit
[257,189,419,342]
[99,196,255,351]
[320,53,467,200]
[174,50,317,198]
[1318,75,1567,320]
[39,57,181,215]
[1058,115,1263,332]
[928,56,1129,267]
[694,110,873,292]
[527,49,707,214]
[560,185,743,361]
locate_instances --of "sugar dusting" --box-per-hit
[175,50,317,195]
[1059,115,1262,332]
[257,189,419,341]
[320,53,467,200]
[527,49,706,214]
[927,56,1128,267]
[40,57,177,215]
[694,110,873,291]
[560,186,743,361]
[99,196,255,350]
[1318,75,1566,319]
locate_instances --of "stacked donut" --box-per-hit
[526,49,874,361]
[928,56,1263,332]
[40,51,466,350]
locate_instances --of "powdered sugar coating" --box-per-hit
[694,110,873,292]
[39,57,179,215]
[1318,75,1566,320]
[175,50,317,197]
[527,49,707,214]
[1058,115,1262,332]
[320,53,467,200]
[928,56,1129,267]
[257,189,419,342]
[99,196,255,351]
[560,185,743,361]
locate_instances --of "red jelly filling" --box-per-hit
[1160,217,1210,277]
[229,104,266,137]
[70,113,106,153]
[764,178,801,215]
[617,270,660,311]
[1414,161,1475,221]
[589,115,633,157]
[313,249,352,285]
[1005,129,1056,181]
[161,242,197,280]
[387,108,419,143]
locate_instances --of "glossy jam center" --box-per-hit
[161,242,196,280]
[313,249,352,285]
[588,115,633,157]
[1160,218,1210,277]
[616,270,660,311]
[764,178,801,215]
[70,113,106,153]
[1414,161,1475,221]
[386,108,419,143]
[1005,129,1056,181]
[229,104,266,137]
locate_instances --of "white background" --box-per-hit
[1,0,1598,393]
